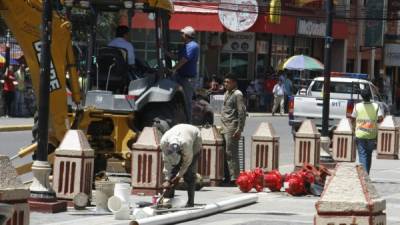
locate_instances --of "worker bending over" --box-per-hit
[160,124,202,207]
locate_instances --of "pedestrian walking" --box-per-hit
[221,73,246,185]
[169,26,199,123]
[283,74,293,113]
[351,89,384,174]
[272,77,285,116]
[14,64,26,117]
[2,65,15,118]
[160,124,202,207]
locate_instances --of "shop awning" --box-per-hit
[126,2,348,39]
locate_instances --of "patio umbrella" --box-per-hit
[283,54,324,71]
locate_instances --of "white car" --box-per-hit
[289,74,389,133]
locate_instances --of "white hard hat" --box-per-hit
[181,26,196,38]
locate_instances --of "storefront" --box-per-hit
[129,1,349,83]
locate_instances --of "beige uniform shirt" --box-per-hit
[160,124,202,180]
[221,89,246,133]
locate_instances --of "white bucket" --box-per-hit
[95,190,109,212]
[114,183,131,203]
[108,196,131,220]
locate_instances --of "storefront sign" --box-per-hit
[364,0,384,47]
[384,44,400,66]
[297,19,326,37]
[222,32,255,52]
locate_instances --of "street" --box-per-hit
[0,115,295,182]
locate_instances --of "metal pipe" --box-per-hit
[130,194,258,225]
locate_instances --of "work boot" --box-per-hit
[186,182,195,207]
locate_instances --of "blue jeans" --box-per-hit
[356,138,376,174]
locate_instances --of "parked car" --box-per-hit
[289,73,389,134]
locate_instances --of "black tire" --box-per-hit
[137,97,187,132]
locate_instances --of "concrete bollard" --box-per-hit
[53,130,95,201]
[0,155,30,225]
[377,116,399,159]
[294,120,320,169]
[314,163,386,225]
[332,118,356,162]
[131,127,163,195]
[199,125,225,186]
[250,122,279,172]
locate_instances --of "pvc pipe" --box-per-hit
[114,183,131,203]
[108,196,131,220]
[130,194,258,225]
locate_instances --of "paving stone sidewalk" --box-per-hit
[31,153,400,225]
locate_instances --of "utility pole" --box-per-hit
[322,0,333,138]
[28,0,66,212]
[320,0,334,161]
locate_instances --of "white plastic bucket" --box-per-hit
[114,183,131,203]
[95,190,109,212]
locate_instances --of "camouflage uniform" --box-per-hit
[221,89,246,181]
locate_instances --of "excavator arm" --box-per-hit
[0,0,81,145]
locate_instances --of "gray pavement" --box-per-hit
[1,116,400,224]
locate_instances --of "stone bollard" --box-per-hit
[332,118,356,162]
[0,155,29,225]
[294,120,320,169]
[314,163,386,225]
[199,125,225,186]
[53,130,95,202]
[250,122,279,172]
[131,127,163,195]
[377,116,399,159]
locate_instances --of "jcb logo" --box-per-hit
[33,41,61,92]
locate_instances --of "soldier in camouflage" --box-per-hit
[220,73,247,184]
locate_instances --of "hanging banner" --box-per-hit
[364,0,384,47]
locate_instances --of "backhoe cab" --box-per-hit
[67,0,189,173]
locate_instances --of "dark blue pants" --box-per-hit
[356,138,376,174]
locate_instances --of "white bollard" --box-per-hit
[131,127,163,195]
[250,122,279,172]
[294,120,320,169]
[332,118,356,162]
[53,130,94,201]
[0,156,29,225]
[199,125,224,186]
[314,163,386,225]
[377,116,399,159]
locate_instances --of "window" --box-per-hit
[311,81,370,95]
[271,35,291,69]
[219,53,249,79]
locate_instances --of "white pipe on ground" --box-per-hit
[130,194,258,225]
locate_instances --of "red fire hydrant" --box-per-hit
[236,171,254,193]
[264,170,283,192]
[284,172,307,196]
[252,168,264,192]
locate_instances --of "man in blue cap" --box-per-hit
[160,124,202,207]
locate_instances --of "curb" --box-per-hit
[0,124,33,132]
